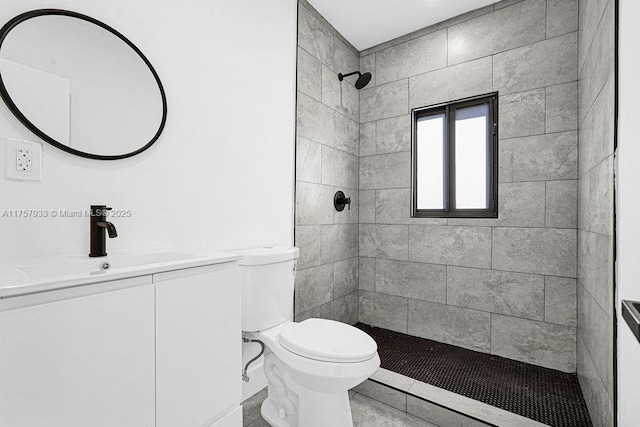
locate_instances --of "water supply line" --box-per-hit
[242,334,265,383]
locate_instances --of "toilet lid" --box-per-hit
[279,318,378,363]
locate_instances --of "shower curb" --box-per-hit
[354,368,550,427]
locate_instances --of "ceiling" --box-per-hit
[306,0,501,51]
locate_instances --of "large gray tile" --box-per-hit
[360,224,409,261]
[491,314,576,372]
[546,180,578,228]
[298,4,333,67]
[359,257,375,291]
[448,182,545,228]
[578,173,590,231]
[493,33,577,95]
[360,152,411,190]
[334,112,359,156]
[409,225,492,269]
[448,0,546,65]
[577,283,592,350]
[360,122,376,157]
[334,257,358,298]
[295,181,335,225]
[295,225,322,269]
[578,230,613,316]
[359,190,376,223]
[333,36,359,76]
[360,54,376,88]
[447,267,544,320]
[322,65,359,122]
[246,417,269,427]
[376,259,447,303]
[498,140,514,183]
[494,0,525,10]
[578,0,609,72]
[361,79,409,122]
[409,299,491,352]
[501,131,578,182]
[578,1,613,124]
[359,290,408,333]
[352,380,407,411]
[375,30,447,85]
[297,92,335,146]
[351,393,435,427]
[407,395,490,427]
[409,57,493,109]
[243,388,267,426]
[588,300,614,397]
[295,263,333,315]
[545,276,577,327]
[577,339,614,427]
[588,155,613,236]
[296,137,321,184]
[492,227,577,277]
[361,33,413,59]
[579,78,614,176]
[330,291,359,325]
[321,224,358,263]
[547,0,578,38]
[546,82,578,134]
[321,145,358,189]
[298,291,358,325]
[297,47,322,101]
[376,188,447,226]
[376,115,411,154]
[499,89,545,139]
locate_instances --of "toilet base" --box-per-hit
[261,397,298,427]
[260,390,353,427]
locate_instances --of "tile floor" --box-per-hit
[243,388,437,427]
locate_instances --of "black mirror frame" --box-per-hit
[0,9,168,160]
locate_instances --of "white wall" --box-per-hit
[0,0,297,260]
[617,1,640,425]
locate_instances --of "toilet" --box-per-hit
[239,246,380,427]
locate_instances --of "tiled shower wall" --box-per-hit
[356,0,579,373]
[577,0,615,424]
[294,0,360,324]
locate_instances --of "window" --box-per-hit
[411,93,498,218]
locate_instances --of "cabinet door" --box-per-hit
[155,263,241,427]
[0,277,155,427]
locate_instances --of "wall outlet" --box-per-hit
[4,138,42,181]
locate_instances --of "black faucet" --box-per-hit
[89,205,118,257]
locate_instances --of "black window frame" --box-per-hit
[411,92,498,219]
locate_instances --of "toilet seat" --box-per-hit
[279,318,377,363]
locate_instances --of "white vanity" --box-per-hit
[0,251,242,427]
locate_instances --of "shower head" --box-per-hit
[338,71,372,89]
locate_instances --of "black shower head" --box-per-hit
[338,71,372,89]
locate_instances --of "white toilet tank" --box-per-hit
[239,246,300,332]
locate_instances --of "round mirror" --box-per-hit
[0,9,167,160]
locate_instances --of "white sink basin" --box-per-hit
[17,252,195,281]
[1,250,240,299]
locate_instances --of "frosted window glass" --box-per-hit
[416,114,445,209]
[455,104,489,209]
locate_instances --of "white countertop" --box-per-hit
[0,250,241,299]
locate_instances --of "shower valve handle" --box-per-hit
[334,191,351,212]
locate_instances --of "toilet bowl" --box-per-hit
[247,319,379,427]
[238,246,380,427]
